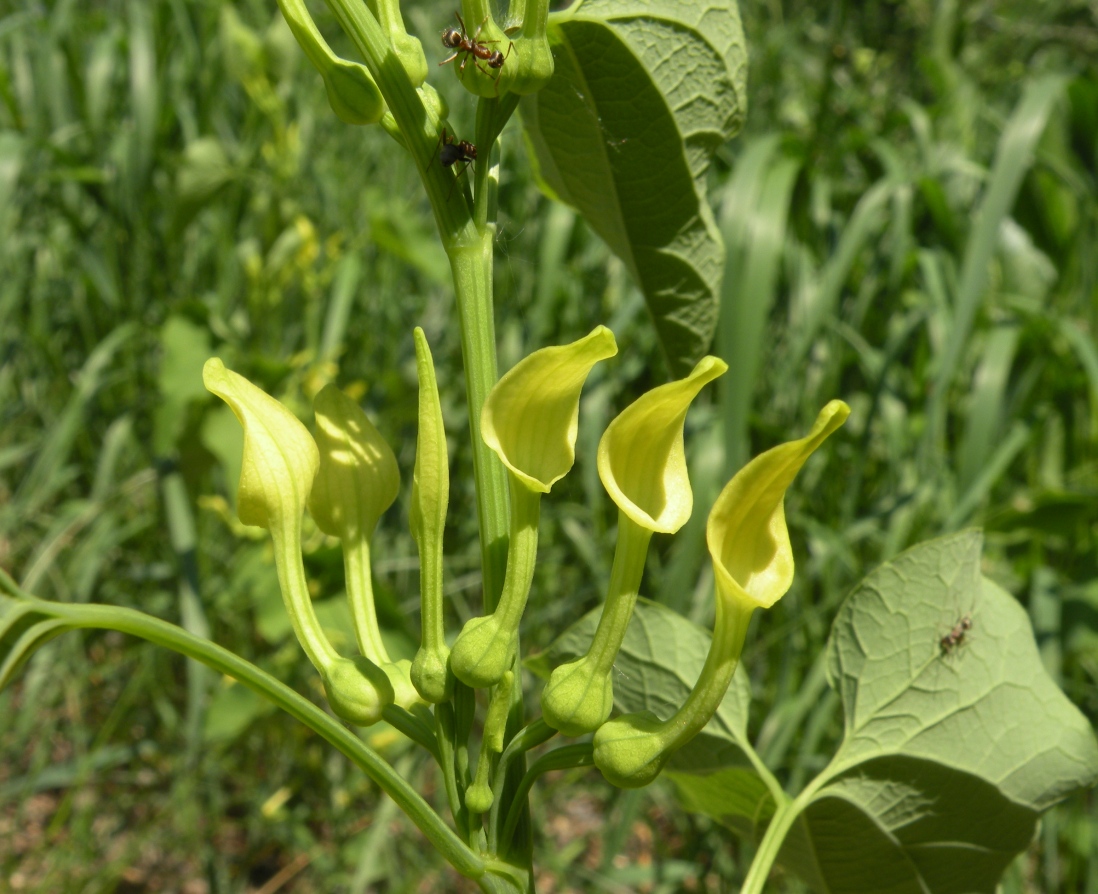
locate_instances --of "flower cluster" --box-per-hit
[205,326,848,790]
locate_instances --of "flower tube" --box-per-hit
[450,326,618,688]
[541,356,728,736]
[204,359,393,725]
[593,401,851,787]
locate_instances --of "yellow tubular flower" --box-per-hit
[451,327,619,688]
[203,359,393,726]
[541,356,728,736]
[594,401,851,787]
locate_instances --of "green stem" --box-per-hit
[588,513,652,675]
[270,519,338,672]
[488,719,555,854]
[343,536,390,665]
[37,598,485,880]
[448,235,510,611]
[499,744,594,852]
[740,781,822,894]
[522,0,550,38]
[436,702,471,838]
[381,704,439,760]
[461,0,494,31]
[321,0,470,241]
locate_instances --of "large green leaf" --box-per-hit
[519,0,747,376]
[722,531,1097,893]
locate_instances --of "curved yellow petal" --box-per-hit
[202,358,318,529]
[598,356,727,534]
[708,400,850,611]
[309,384,400,542]
[482,326,617,493]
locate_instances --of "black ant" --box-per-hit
[939,615,973,655]
[439,12,513,93]
[431,128,476,198]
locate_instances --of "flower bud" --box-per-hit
[409,328,453,703]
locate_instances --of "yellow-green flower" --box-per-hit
[451,327,618,688]
[203,358,318,531]
[203,359,394,725]
[593,401,850,787]
[541,357,727,736]
[482,325,618,493]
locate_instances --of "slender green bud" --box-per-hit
[409,329,453,703]
[484,670,514,755]
[593,401,851,786]
[541,357,727,736]
[275,0,386,125]
[451,328,618,688]
[203,360,394,725]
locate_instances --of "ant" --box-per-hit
[439,12,513,94]
[939,615,973,656]
[431,128,477,198]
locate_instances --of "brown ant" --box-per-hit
[939,615,973,655]
[430,128,476,198]
[439,12,513,94]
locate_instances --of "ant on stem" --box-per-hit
[439,12,513,95]
[430,128,477,198]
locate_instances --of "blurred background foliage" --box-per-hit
[0,0,1096,891]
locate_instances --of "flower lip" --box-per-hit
[598,356,727,534]
[708,400,850,610]
[482,326,618,493]
[202,358,319,530]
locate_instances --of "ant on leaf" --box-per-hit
[939,615,973,656]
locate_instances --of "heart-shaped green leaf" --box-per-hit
[520,0,747,376]
[680,531,1098,892]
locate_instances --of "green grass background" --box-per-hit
[0,0,1096,891]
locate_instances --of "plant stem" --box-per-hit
[47,600,486,880]
[448,234,510,611]
[499,744,594,852]
[488,719,555,854]
[740,778,825,894]
[270,519,339,672]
